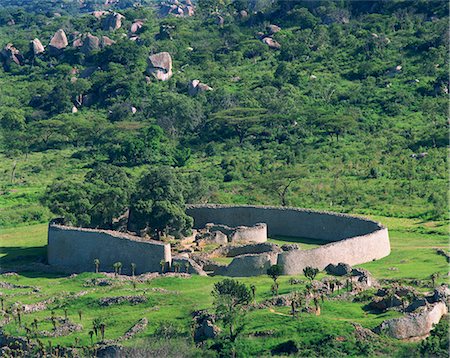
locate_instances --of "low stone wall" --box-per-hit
[48,224,171,274]
[205,223,267,244]
[224,253,278,277]
[187,205,390,275]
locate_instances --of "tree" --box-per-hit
[131,263,136,277]
[259,169,305,206]
[303,266,319,281]
[84,164,132,228]
[430,272,439,287]
[113,262,122,276]
[211,279,252,344]
[267,265,283,283]
[129,167,193,238]
[210,107,268,145]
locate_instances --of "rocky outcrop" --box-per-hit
[192,310,220,341]
[427,285,450,307]
[188,80,213,96]
[196,230,228,246]
[81,33,100,54]
[101,36,115,47]
[0,44,24,66]
[30,38,45,55]
[131,20,144,34]
[92,11,108,19]
[102,12,125,31]
[267,24,281,35]
[146,52,173,81]
[49,29,68,55]
[373,302,448,339]
[159,0,195,17]
[281,244,299,251]
[262,37,281,50]
[368,295,403,311]
[326,262,352,276]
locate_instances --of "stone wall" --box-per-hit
[47,224,171,274]
[187,205,390,275]
[206,223,267,244]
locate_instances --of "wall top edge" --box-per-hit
[185,204,385,229]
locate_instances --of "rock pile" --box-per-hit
[259,24,281,49]
[192,310,220,341]
[159,0,195,17]
[99,295,147,306]
[73,33,115,54]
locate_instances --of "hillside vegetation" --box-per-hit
[0,0,448,228]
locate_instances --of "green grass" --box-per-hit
[0,214,447,354]
[268,235,328,249]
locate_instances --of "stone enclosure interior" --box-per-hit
[47,205,391,276]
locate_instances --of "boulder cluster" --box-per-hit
[159,0,195,17]
[146,52,173,81]
[258,24,282,49]
[73,33,115,54]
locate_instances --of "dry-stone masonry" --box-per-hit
[47,222,171,274]
[186,204,390,275]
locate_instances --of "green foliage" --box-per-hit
[129,167,193,238]
[303,266,319,281]
[267,264,283,282]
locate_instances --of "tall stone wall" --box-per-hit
[47,224,171,274]
[186,205,390,275]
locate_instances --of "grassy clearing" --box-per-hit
[0,214,447,354]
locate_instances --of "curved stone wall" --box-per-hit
[48,224,171,274]
[186,205,390,275]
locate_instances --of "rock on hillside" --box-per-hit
[30,38,45,55]
[188,80,213,96]
[1,43,23,66]
[81,33,100,54]
[262,36,281,49]
[146,52,173,81]
[159,0,195,17]
[131,20,144,34]
[49,29,68,55]
[103,12,125,31]
[373,302,448,339]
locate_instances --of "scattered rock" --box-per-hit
[1,43,23,66]
[40,318,83,337]
[146,52,173,81]
[30,38,45,55]
[239,10,248,18]
[369,294,403,311]
[216,16,224,27]
[84,278,113,287]
[405,298,428,313]
[103,12,125,31]
[427,285,450,307]
[123,318,148,340]
[352,323,376,341]
[160,0,195,17]
[171,256,207,276]
[193,310,220,341]
[188,79,213,96]
[410,152,428,159]
[49,29,68,55]
[326,262,352,276]
[267,24,281,35]
[99,295,147,306]
[373,302,448,339]
[262,37,281,50]
[131,20,145,34]
[281,244,299,252]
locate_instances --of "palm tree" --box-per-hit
[160,260,166,273]
[184,262,190,273]
[335,280,342,294]
[131,263,136,277]
[78,310,82,321]
[63,308,68,320]
[88,330,94,345]
[314,297,321,316]
[430,272,439,287]
[173,262,181,273]
[94,259,100,273]
[113,262,122,276]
[16,305,22,326]
[99,323,106,341]
[117,262,122,275]
[1,297,4,311]
[250,284,256,303]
